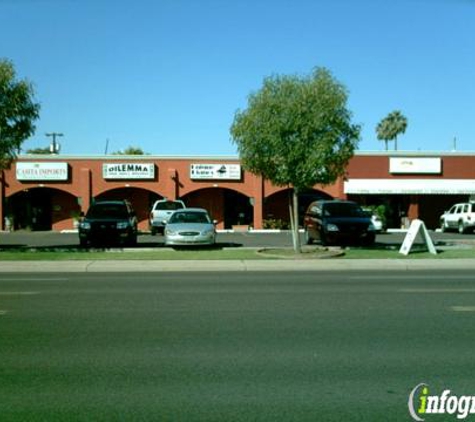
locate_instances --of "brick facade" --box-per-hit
[2,152,475,232]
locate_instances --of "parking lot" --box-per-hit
[0,229,473,250]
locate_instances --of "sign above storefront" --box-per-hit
[344,179,475,195]
[102,163,155,180]
[16,162,68,181]
[190,163,241,180]
[390,157,441,174]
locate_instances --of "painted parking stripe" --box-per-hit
[450,306,475,312]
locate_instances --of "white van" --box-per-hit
[149,199,186,235]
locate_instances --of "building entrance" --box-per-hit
[10,189,52,231]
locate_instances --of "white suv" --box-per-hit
[440,202,475,234]
[149,199,186,235]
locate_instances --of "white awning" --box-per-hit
[344,179,475,195]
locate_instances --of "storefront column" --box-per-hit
[166,168,178,200]
[79,168,91,212]
[252,175,264,230]
[408,195,420,222]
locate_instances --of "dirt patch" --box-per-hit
[257,246,345,259]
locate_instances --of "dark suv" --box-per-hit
[78,200,138,247]
[303,200,376,246]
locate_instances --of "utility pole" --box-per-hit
[46,132,63,154]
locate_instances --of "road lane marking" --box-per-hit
[450,306,475,312]
[0,278,68,281]
[0,291,40,296]
[400,289,475,293]
[352,276,475,281]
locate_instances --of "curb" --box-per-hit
[1,258,475,273]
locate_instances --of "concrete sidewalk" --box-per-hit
[1,258,475,272]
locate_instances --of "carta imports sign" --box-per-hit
[16,162,68,181]
[102,163,155,180]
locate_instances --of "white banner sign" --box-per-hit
[344,179,475,195]
[390,157,441,174]
[103,163,155,179]
[190,163,241,180]
[16,162,68,181]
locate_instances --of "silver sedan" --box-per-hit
[164,208,216,246]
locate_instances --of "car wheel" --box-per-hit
[440,220,447,233]
[363,234,376,246]
[458,221,466,234]
[127,235,137,247]
[319,232,328,247]
[150,227,157,236]
[304,228,313,245]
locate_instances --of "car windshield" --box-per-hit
[169,211,210,224]
[155,201,184,211]
[324,203,365,218]
[86,204,128,219]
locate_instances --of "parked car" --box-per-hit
[78,200,138,247]
[149,199,186,235]
[439,202,475,234]
[304,200,376,246]
[164,208,216,246]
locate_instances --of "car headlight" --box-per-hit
[325,223,339,232]
[79,221,91,230]
[117,221,130,230]
[203,229,215,236]
[165,228,176,236]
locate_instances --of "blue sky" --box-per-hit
[1,0,474,155]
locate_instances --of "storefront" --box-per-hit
[345,153,475,229]
[1,152,475,232]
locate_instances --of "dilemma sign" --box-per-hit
[103,163,155,180]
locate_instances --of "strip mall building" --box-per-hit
[1,151,475,232]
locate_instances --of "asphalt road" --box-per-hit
[2,270,475,421]
[1,229,473,249]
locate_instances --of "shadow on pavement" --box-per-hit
[0,241,244,252]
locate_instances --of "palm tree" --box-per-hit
[376,119,390,151]
[376,110,408,151]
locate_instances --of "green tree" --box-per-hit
[26,147,52,154]
[230,67,360,252]
[0,59,40,169]
[376,110,408,151]
[112,146,147,155]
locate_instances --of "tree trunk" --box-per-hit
[288,194,296,251]
[289,188,301,254]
